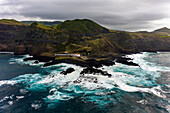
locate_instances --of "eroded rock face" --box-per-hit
[14,45,26,55]
[60,68,75,75]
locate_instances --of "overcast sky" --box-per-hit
[0,0,170,31]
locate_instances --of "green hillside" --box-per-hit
[0,18,170,59]
[56,19,109,36]
[0,19,26,26]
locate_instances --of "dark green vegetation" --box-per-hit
[56,19,109,36]
[0,18,170,61]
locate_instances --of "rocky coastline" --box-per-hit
[2,50,169,77]
[22,52,140,77]
[23,53,139,68]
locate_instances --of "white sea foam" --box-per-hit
[30,62,45,66]
[166,105,170,112]
[38,63,83,85]
[39,64,84,101]
[9,61,167,102]
[8,101,13,105]
[9,62,15,64]
[9,54,34,65]
[47,91,73,101]
[126,52,170,72]
[31,103,41,110]
[0,105,9,109]
[16,96,24,99]
[117,81,166,98]
[20,89,28,94]
[98,63,167,98]
[0,80,16,86]
[49,88,57,93]
[137,99,147,104]
[7,52,169,105]
[0,96,9,103]
[76,74,115,90]
[9,95,14,99]
[8,54,47,67]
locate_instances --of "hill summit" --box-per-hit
[153,27,170,36]
[56,19,109,36]
[0,19,26,25]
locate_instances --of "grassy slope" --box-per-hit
[36,23,53,30]
[152,27,170,36]
[0,19,26,26]
[0,19,170,58]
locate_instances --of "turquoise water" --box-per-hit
[0,52,169,113]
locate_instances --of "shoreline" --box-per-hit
[22,52,141,68]
[1,50,170,68]
[1,50,170,83]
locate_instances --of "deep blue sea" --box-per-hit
[0,52,169,113]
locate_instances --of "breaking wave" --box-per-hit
[0,52,170,112]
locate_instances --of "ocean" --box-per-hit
[0,52,169,113]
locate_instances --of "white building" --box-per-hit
[54,53,81,57]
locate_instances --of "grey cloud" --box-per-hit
[1,0,170,31]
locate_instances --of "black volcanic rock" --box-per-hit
[43,58,115,68]
[23,57,34,61]
[86,59,103,68]
[43,59,89,67]
[60,68,75,75]
[80,67,112,77]
[85,59,115,68]
[98,60,115,66]
[24,55,138,68]
[24,56,55,62]
[115,57,139,66]
[34,60,39,64]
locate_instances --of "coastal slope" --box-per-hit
[0,18,170,59]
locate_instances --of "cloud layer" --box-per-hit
[1,0,170,31]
